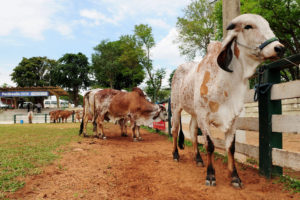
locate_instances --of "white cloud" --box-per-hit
[0,0,72,40]
[152,28,185,67]
[79,9,119,25]
[83,0,190,26]
[0,68,15,87]
[98,0,189,17]
[145,18,171,30]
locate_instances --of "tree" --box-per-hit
[169,69,176,88]
[134,24,166,102]
[92,36,145,90]
[144,69,166,102]
[51,53,91,106]
[11,57,56,87]
[176,0,216,60]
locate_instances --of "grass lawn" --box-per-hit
[0,123,83,196]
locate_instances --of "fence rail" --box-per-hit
[13,113,76,124]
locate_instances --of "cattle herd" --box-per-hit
[49,110,75,123]
[48,14,284,189]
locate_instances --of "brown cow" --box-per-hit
[94,87,168,141]
[60,110,74,123]
[49,110,63,123]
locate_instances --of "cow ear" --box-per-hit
[217,28,238,73]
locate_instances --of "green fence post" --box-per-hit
[14,114,16,124]
[258,67,282,178]
[45,114,47,123]
[72,113,74,123]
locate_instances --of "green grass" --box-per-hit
[275,175,300,193]
[0,123,81,194]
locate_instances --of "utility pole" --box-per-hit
[222,0,240,38]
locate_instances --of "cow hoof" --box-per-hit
[121,133,128,137]
[173,151,180,162]
[205,175,216,186]
[133,138,138,142]
[231,177,243,188]
[196,161,204,167]
[102,136,107,140]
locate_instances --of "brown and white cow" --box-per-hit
[94,87,168,141]
[79,89,102,137]
[171,14,284,188]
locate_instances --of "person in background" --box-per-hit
[28,111,33,123]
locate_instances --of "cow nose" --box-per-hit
[274,46,285,57]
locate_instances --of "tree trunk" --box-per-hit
[73,88,79,107]
[222,0,240,38]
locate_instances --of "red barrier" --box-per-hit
[153,120,166,130]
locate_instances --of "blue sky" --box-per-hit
[0,0,197,88]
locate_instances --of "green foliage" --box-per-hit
[0,123,81,194]
[92,36,145,90]
[134,24,166,102]
[176,0,216,60]
[144,68,167,102]
[246,157,259,165]
[50,53,91,106]
[168,69,176,88]
[276,175,300,193]
[11,57,56,87]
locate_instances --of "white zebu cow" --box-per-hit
[171,14,284,188]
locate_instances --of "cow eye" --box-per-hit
[244,25,253,29]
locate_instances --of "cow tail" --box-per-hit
[178,117,185,150]
[79,119,84,135]
[79,94,86,135]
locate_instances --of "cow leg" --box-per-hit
[82,116,89,137]
[205,134,216,186]
[189,117,204,166]
[96,116,106,140]
[136,126,142,141]
[131,122,138,142]
[171,109,181,161]
[225,124,242,188]
[197,117,216,186]
[119,119,128,137]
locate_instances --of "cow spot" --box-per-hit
[200,71,210,96]
[209,101,219,113]
[224,91,228,97]
[234,42,240,59]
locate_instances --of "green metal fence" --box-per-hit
[256,53,300,177]
[13,113,76,124]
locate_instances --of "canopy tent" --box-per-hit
[0,86,68,108]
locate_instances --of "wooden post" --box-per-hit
[258,67,282,178]
[56,95,60,108]
[222,0,240,38]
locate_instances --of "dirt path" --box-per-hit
[9,123,299,200]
